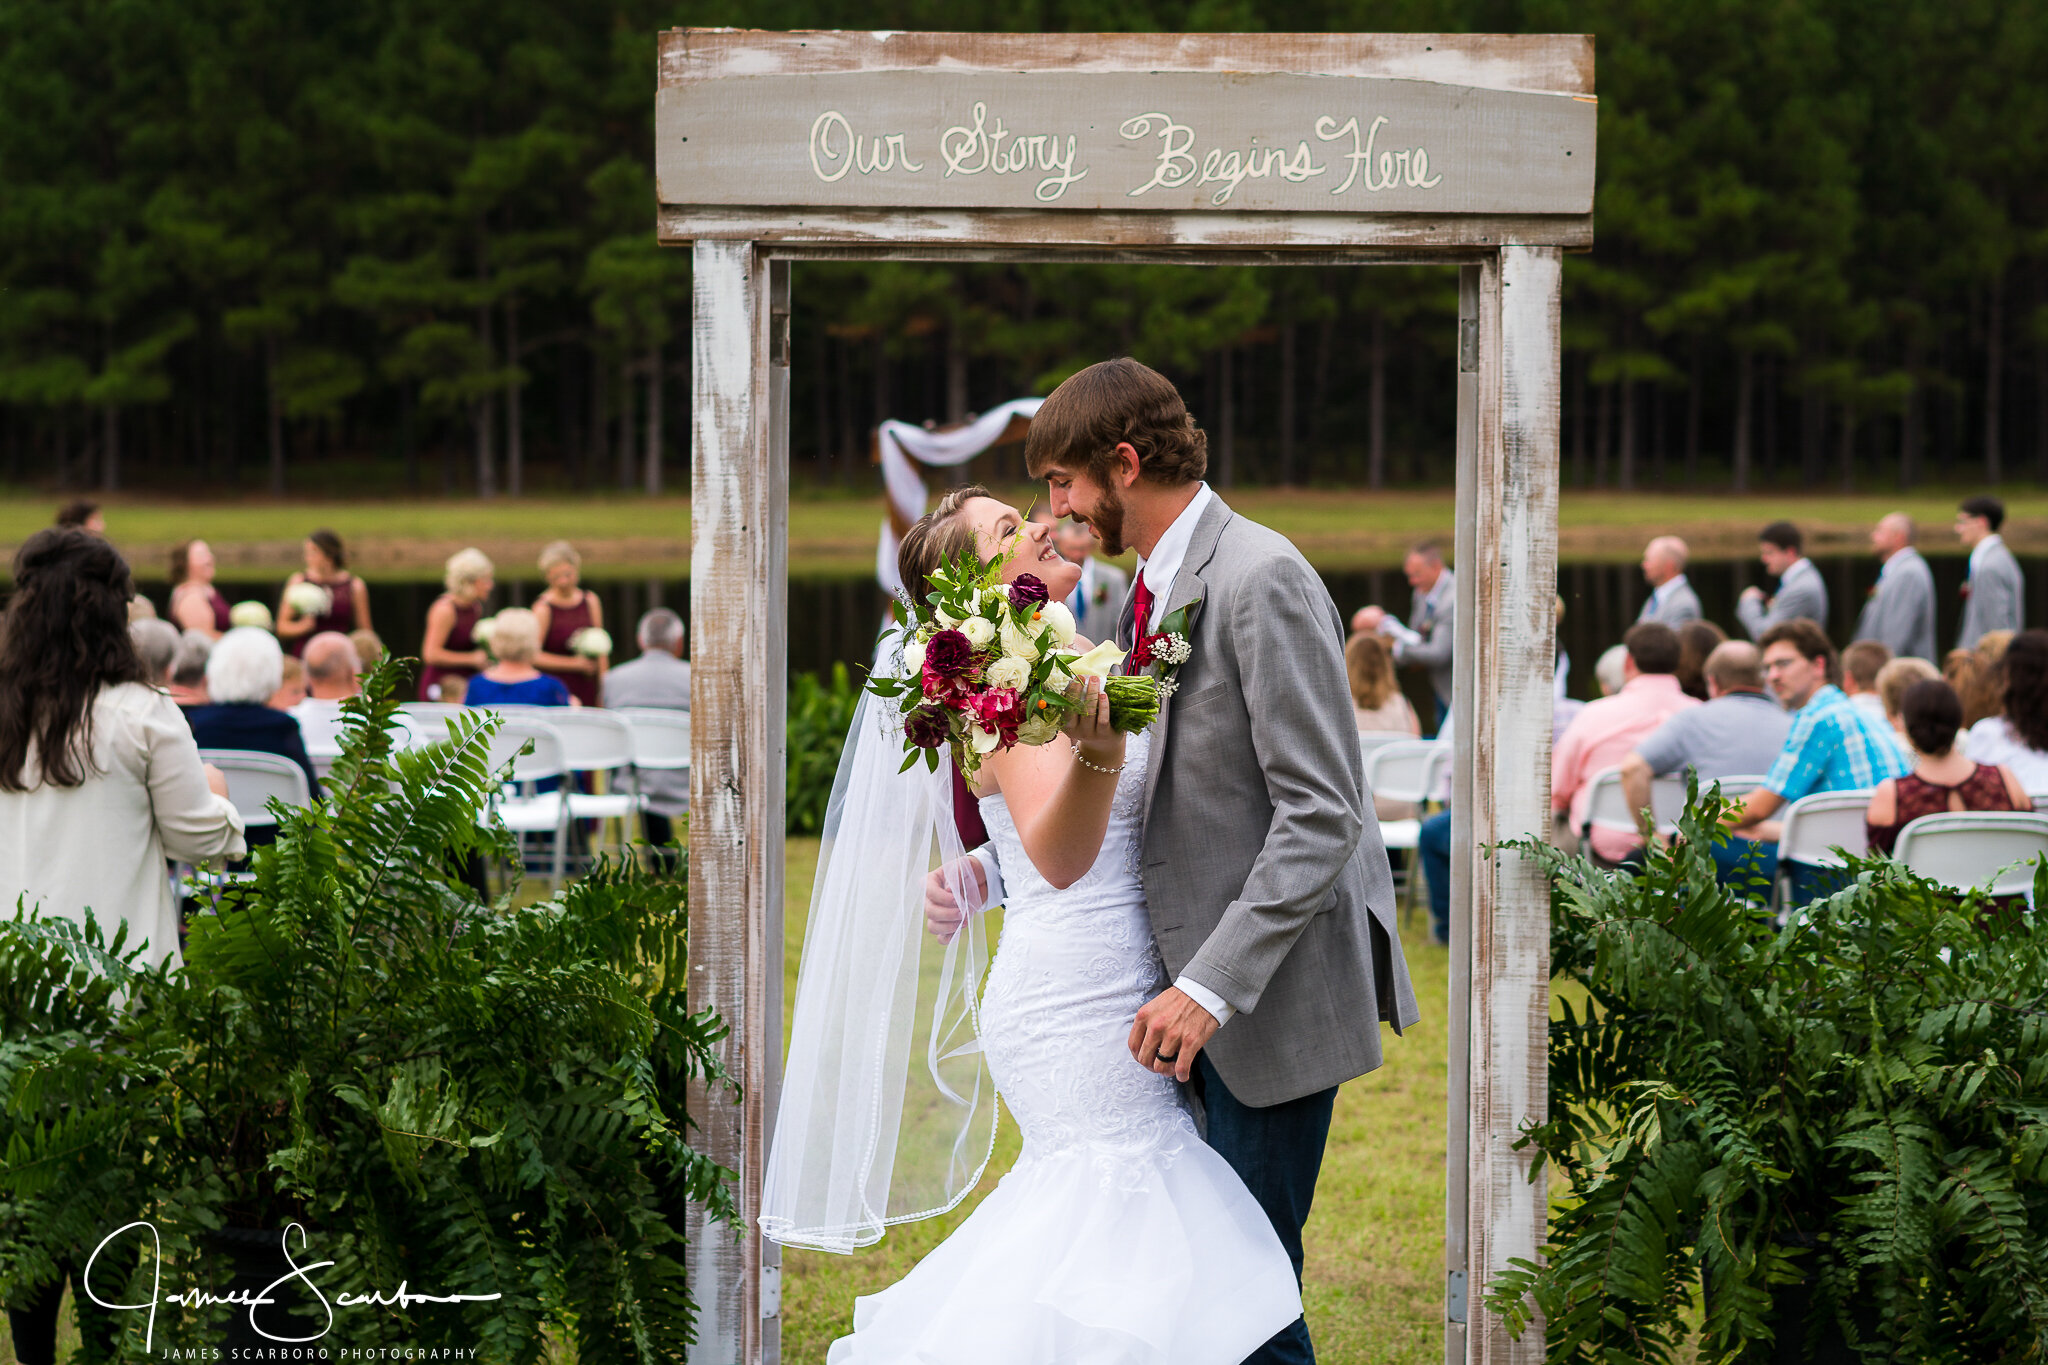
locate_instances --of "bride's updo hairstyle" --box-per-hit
[897,483,996,595]
[1024,357,1207,487]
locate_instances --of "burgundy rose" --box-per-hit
[923,628,973,677]
[1008,574,1050,610]
[904,704,952,750]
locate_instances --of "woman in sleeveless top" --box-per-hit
[1867,678,2029,854]
[420,548,495,702]
[168,539,231,638]
[531,540,607,708]
[277,529,371,657]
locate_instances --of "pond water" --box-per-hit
[133,550,2048,721]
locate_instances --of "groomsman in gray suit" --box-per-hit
[1956,495,2025,649]
[1737,521,1829,640]
[1352,543,1455,726]
[1636,536,1703,627]
[1854,513,1937,660]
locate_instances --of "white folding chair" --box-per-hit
[1358,730,1415,765]
[199,749,313,829]
[2030,792,2048,815]
[1364,740,1449,914]
[1774,789,1875,911]
[477,714,571,888]
[1697,773,1769,805]
[1892,811,2048,898]
[400,702,474,744]
[1582,768,1690,853]
[301,710,418,780]
[534,708,641,856]
[621,708,691,788]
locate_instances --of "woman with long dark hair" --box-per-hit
[276,527,371,656]
[0,529,247,1365]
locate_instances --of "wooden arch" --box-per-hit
[658,30,1593,1365]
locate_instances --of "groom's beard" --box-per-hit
[1082,483,1127,557]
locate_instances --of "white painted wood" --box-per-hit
[659,30,1594,97]
[1461,244,1562,1364]
[660,205,1592,251]
[688,239,785,1365]
[656,71,1594,214]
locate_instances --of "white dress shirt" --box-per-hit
[972,483,1237,1028]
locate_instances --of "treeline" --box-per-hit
[2,0,2044,496]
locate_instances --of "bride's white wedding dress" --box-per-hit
[828,732,1303,1363]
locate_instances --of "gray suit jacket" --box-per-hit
[1737,558,1829,640]
[1124,496,1419,1106]
[1397,571,1456,708]
[1959,538,2025,650]
[1637,577,1703,628]
[1072,558,1128,647]
[1854,547,1937,661]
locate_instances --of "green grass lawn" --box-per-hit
[777,834,1457,1365]
[7,484,2043,578]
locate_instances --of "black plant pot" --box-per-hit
[204,1226,327,1351]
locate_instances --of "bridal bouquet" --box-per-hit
[285,581,333,618]
[870,550,1165,776]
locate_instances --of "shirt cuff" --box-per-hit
[967,845,1005,913]
[1175,975,1236,1027]
[1381,621,1422,649]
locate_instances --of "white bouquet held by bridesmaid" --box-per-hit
[284,581,333,618]
[566,626,612,658]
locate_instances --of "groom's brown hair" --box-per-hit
[1025,358,1208,487]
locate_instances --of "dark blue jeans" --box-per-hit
[1193,1052,1338,1365]
[1419,810,1453,945]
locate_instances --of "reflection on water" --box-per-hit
[137,551,2048,710]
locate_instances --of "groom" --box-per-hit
[930,358,1420,1364]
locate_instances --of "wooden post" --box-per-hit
[688,239,787,1365]
[1458,244,1562,1363]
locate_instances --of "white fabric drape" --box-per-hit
[875,397,1044,600]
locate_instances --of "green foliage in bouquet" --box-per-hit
[788,662,861,835]
[1487,777,2048,1364]
[0,662,735,1362]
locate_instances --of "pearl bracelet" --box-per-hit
[1069,740,1125,775]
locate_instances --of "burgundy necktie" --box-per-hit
[1125,570,1153,675]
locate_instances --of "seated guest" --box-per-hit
[167,630,213,708]
[1719,620,1910,901]
[1593,644,1628,698]
[1675,619,1729,701]
[349,627,386,672]
[1865,679,2028,855]
[269,656,307,710]
[1948,630,2014,729]
[1962,629,2048,791]
[186,627,320,799]
[131,618,181,688]
[604,607,692,846]
[464,608,572,708]
[128,595,158,622]
[292,632,364,720]
[1345,632,1421,737]
[1551,623,1699,863]
[1841,639,1901,747]
[1620,641,1793,843]
[1875,656,1941,748]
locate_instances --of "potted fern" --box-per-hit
[0,664,734,1359]
[1489,781,2048,1363]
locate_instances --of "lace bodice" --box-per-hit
[976,729,1153,916]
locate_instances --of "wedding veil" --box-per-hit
[760,632,998,1253]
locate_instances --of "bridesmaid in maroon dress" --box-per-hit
[532,540,608,708]
[419,548,496,702]
[168,539,231,639]
[277,529,371,658]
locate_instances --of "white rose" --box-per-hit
[1016,713,1061,747]
[902,637,926,674]
[936,607,961,629]
[985,656,1030,692]
[969,723,1002,754]
[960,616,996,648]
[1044,666,1073,695]
[1064,639,1128,679]
[999,618,1042,662]
[1038,600,1076,647]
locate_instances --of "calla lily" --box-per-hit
[1063,640,1128,679]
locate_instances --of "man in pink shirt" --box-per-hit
[1552,622,1701,862]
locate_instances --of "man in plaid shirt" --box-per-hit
[1716,619,1910,901]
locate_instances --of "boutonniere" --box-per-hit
[1127,601,1198,698]
[1093,582,1110,606]
[1961,582,1973,599]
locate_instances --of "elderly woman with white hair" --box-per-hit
[463,607,573,708]
[184,627,320,802]
[420,547,495,702]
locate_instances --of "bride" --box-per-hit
[764,485,1301,1363]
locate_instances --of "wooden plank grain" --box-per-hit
[659,30,1594,96]
[1464,245,1561,1364]
[688,238,783,1365]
